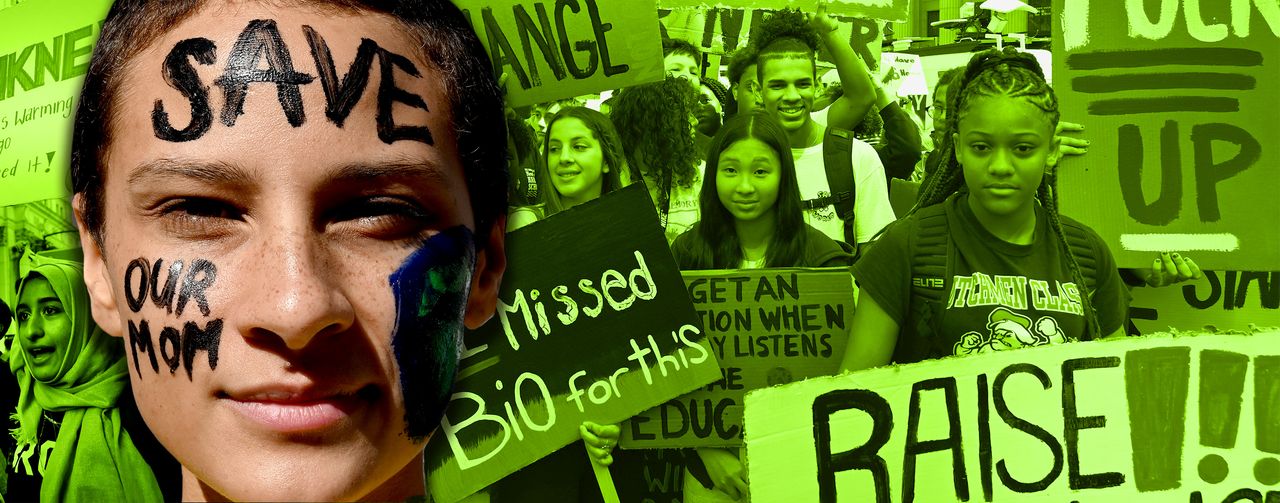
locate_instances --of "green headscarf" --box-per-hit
[10,254,163,502]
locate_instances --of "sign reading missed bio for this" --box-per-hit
[455,0,664,108]
[744,332,1280,502]
[1052,0,1279,270]
[425,185,720,503]
[623,268,853,448]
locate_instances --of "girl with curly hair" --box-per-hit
[840,47,1129,372]
[609,77,706,243]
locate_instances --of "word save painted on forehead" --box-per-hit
[152,19,431,145]
[123,257,222,379]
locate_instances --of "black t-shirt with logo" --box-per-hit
[854,192,1127,365]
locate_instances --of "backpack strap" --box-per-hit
[817,126,858,245]
[1057,219,1100,293]
[909,204,951,304]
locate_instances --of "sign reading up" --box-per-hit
[425,185,720,503]
[622,268,853,448]
[455,0,664,108]
[1053,0,1279,270]
[744,332,1280,502]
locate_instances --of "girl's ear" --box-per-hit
[1046,134,1063,173]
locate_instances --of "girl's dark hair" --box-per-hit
[71,0,507,249]
[609,78,701,206]
[663,37,701,61]
[540,107,626,216]
[701,77,733,118]
[750,9,820,83]
[680,111,806,269]
[907,47,1100,340]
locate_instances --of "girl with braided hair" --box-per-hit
[839,47,1129,372]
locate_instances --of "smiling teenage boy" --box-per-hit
[70,0,507,501]
[755,8,895,246]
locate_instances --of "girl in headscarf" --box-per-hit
[8,254,162,502]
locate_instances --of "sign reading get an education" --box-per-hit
[0,0,112,206]
[744,332,1280,502]
[623,268,852,448]
[425,185,720,503]
[454,0,664,108]
[1053,0,1279,270]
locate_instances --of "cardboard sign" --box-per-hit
[622,268,853,448]
[744,332,1280,502]
[1053,0,1279,270]
[657,0,910,23]
[425,184,721,503]
[0,0,111,206]
[1130,271,1280,335]
[455,0,664,108]
[878,52,926,97]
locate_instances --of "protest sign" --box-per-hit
[425,184,721,503]
[0,0,111,206]
[1130,271,1280,335]
[878,52,926,97]
[622,268,852,448]
[1053,0,1279,270]
[745,331,1280,502]
[455,0,663,108]
[657,0,910,23]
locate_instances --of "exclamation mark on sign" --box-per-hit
[1126,346,1190,492]
[45,151,54,172]
[1255,355,1280,486]
[1198,350,1249,484]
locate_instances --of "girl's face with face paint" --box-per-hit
[76,3,503,502]
[16,276,73,382]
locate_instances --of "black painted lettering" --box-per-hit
[994,364,1064,492]
[1185,270,1221,309]
[182,318,223,378]
[482,7,532,89]
[584,0,627,77]
[514,4,566,86]
[978,374,994,502]
[159,326,182,374]
[149,259,182,314]
[902,377,968,502]
[304,25,377,127]
[177,259,217,317]
[214,19,315,128]
[127,319,160,376]
[1117,121,1181,225]
[630,414,656,441]
[555,0,598,79]
[813,389,891,503]
[375,47,433,145]
[1192,123,1260,222]
[125,258,150,313]
[152,37,218,142]
[1062,357,1125,489]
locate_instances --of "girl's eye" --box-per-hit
[156,197,243,238]
[328,197,433,241]
[971,144,990,153]
[1016,145,1036,154]
[574,144,589,152]
[16,312,29,322]
[41,305,63,316]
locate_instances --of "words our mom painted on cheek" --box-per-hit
[152,19,433,145]
[123,257,222,379]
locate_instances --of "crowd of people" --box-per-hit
[494,5,1204,502]
[0,0,1210,501]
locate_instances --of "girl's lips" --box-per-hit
[220,385,377,435]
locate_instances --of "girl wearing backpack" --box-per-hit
[841,48,1129,371]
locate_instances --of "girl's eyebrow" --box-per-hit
[129,158,253,188]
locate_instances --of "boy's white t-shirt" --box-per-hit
[791,136,896,244]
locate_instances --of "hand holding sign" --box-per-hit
[807,0,839,34]
[579,421,620,466]
[1050,120,1088,169]
[1140,252,1203,288]
[696,447,749,501]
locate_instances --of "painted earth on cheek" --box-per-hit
[388,226,475,441]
